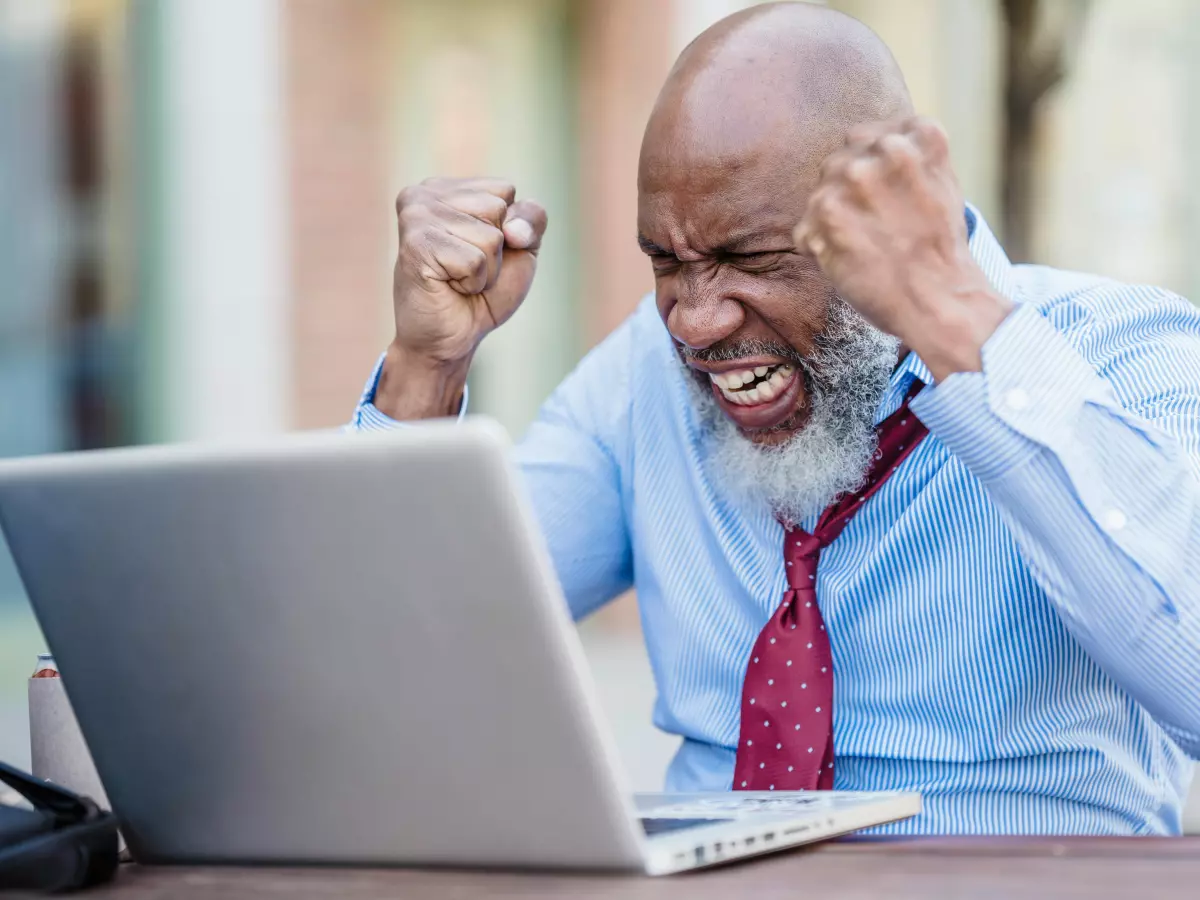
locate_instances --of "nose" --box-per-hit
[665,267,745,351]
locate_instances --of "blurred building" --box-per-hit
[2,0,1200,801]
[5,0,1200,458]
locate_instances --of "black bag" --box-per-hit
[0,761,118,892]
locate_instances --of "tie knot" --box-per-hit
[786,531,822,559]
[784,531,822,588]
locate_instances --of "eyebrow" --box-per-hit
[637,234,672,256]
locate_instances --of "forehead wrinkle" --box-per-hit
[641,163,805,256]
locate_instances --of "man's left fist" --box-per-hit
[793,116,1012,381]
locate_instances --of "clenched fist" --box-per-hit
[793,117,1012,382]
[376,177,548,420]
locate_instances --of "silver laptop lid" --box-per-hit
[0,423,645,869]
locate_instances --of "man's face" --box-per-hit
[638,139,837,446]
[637,108,901,522]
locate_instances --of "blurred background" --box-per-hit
[1,0,1198,814]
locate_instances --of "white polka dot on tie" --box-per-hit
[776,743,782,750]
[821,667,827,673]
[816,706,821,712]
[899,445,904,451]
[760,762,765,769]
[828,763,833,769]
[786,660,792,666]
[901,419,907,425]
[741,781,747,787]
[753,657,759,663]
[769,784,775,790]
[781,701,787,708]
[858,496,865,502]
[767,679,774,685]
[795,724,801,730]
[806,642,813,649]
[750,698,756,704]
[808,747,814,753]
[770,638,776,644]
[820,625,825,631]
[809,574,814,581]
[747,739,753,746]
[790,624,796,630]
[764,720,770,726]
[801,683,807,689]
[806,602,811,608]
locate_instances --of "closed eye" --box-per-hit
[649,253,681,273]
[730,250,789,272]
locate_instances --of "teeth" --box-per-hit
[710,363,797,406]
[710,369,757,391]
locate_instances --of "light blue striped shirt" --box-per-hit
[352,207,1200,835]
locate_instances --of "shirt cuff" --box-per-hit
[910,303,1111,482]
[348,351,470,431]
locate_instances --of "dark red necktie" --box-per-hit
[733,381,928,791]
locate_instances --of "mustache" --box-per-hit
[677,338,805,366]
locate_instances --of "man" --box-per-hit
[351,3,1200,834]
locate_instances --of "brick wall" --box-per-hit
[285,0,394,429]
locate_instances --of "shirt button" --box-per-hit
[1004,388,1030,411]
[1102,508,1127,532]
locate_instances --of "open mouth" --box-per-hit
[709,364,796,405]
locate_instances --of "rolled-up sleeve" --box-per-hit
[911,297,1200,757]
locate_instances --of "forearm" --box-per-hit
[348,351,469,431]
[372,343,471,421]
[913,304,1200,753]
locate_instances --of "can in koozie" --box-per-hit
[28,653,118,845]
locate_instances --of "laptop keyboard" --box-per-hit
[640,817,734,836]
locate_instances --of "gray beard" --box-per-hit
[683,299,900,524]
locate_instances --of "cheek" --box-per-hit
[737,274,831,353]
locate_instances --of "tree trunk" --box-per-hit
[999,0,1090,262]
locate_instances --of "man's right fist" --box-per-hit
[375,178,547,420]
[392,177,547,366]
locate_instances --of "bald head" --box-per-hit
[642,2,911,181]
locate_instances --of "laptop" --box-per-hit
[0,421,919,875]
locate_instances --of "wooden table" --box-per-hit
[73,836,1200,899]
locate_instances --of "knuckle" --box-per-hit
[482,194,508,221]
[467,244,489,275]
[810,189,838,222]
[914,117,949,153]
[399,224,437,259]
[819,151,846,180]
[480,227,504,256]
[397,199,432,230]
[843,157,876,188]
[395,185,422,212]
[877,134,919,170]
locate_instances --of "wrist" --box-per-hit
[374,342,471,420]
[902,282,1014,384]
